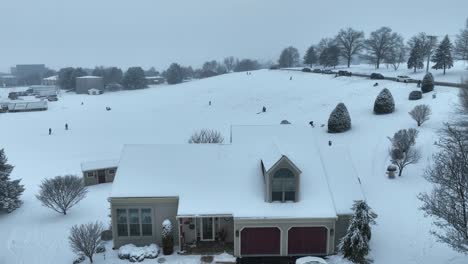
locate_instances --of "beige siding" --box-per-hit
[110,197,179,249]
[83,167,117,186]
[233,218,336,257]
[334,214,352,253]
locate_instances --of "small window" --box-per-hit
[117,209,128,236]
[86,172,94,178]
[108,169,116,175]
[129,209,140,236]
[141,209,152,236]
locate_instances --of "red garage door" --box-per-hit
[288,227,327,255]
[241,227,281,256]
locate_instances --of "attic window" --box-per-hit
[272,168,296,202]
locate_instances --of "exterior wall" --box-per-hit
[265,157,301,202]
[111,197,179,249]
[180,216,234,245]
[334,214,352,253]
[83,167,117,186]
[76,77,104,94]
[233,217,336,257]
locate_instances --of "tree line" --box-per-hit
[278,19,468,75]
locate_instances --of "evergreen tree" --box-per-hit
[455,19,468,62]
[407,39,425,72]
[122,67,147,89]
[328,103,352,133]
[166,63,184,84]
[432,35,454,75]
[0,149,25,213]
[303,45,318,67]
[278,46,300,68]
[161,219,174,255]
[421,72,435,93]
[374,88,395,114]
[319,45,340,68]
[339,200,377,264]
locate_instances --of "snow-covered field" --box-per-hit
[1,64,468,264]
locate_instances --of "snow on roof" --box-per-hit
[76,76,102,79]
[111,126,364,218]
[43,75,58,81]
[88,88,101,92]
[81,159,119,172]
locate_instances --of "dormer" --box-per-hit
[262,154,302,203]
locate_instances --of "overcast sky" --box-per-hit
[1,0,467,72]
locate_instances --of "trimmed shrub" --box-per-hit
[421,73,434,93]
[328,103,351,133]
[408,90,422,100]
[302,67,312,72]
[280,120,291,124]
[161,220,174,255]
[374,88,395,114]
[370,73,384,80]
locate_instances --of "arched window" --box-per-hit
[271,168,296,202]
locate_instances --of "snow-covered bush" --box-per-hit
[72,254,85,264]
[36,175,87,215]
[0,148,25,213]
[373,88,395,114]
[118,244,159,261]
[188,129,224,144]
[339,200,377,264]
[280,120,291,124]
[421,72,434,93]
[408,90,422,100]
[162,219,174,255]
[409,105,431,126]
[328,103,352,133]
[69,221,104,264]
[96,244,106,253]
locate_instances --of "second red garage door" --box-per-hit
[241,227,281,256]
[288,227,327,255]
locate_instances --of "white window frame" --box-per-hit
[86,171,95,178]
[116,208,153,237]
[200,217,215,241]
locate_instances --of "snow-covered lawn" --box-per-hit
[1,65,468,264]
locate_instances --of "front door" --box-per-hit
[200,217,215,241]
[97,170,106,183]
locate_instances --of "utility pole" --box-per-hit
[426,35,437,73]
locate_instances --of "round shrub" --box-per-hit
[421,73,434,93]
[328,103,351,133]
[408,90,422,100]
[374,88,395,114]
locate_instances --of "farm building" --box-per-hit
[76,76,104,94]
[81,159,119,186]
[145,76,165,85]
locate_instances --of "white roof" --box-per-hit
[111,126,364,218]
[81,159,119,172]
[43,75,58,81]
[88,88,101,92]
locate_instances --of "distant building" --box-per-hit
[4,100,48,112]
[145,76,165,85]
[13,64,47,85]
[76,76,104,94]
[0,75,18,87]
[30,85,59,97]
[42,75,58,86]
[81,159,119,186]
[88,88,103,95]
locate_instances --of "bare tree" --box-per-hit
[223,56,237,72]
[69,221,104,263]
[278,46,300,68]
[388,128,421,176]
[419,125,468,253]
[385,37,406,71]
[365,27,403,69]
[336,28,365,68]
[409,105,432,126]
[36,175,87,215]
[188,129,224,144]
[455,19,468,62]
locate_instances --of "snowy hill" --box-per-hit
[1,67,468,264]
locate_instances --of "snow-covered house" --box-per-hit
[81,159,119,186]
[109,126,364,258]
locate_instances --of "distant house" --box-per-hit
[88,88,103,95]
[81,159,119,186]
[76,76,104,94]
[109,126,364,258]
[42,75,58,86]
[145,76,165,85]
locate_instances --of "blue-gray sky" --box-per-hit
[1,0,467,72]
